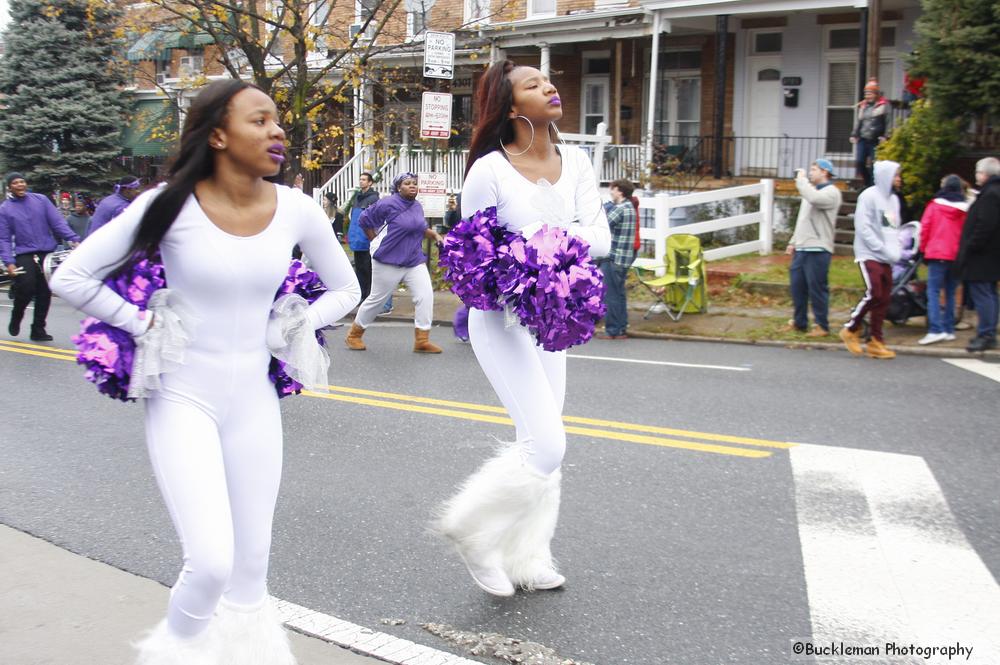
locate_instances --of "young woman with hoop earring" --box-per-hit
[433,60,611,596]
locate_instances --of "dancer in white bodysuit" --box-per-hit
[51,81,360,665]
[435,60,610,597]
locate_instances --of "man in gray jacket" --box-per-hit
[785,158,842,336]
[840,160,902,359]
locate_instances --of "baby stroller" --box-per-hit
[886,221,927,325]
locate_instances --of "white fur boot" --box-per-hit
[134,619,220,665]
[434,446,564,595]
[214,596,297,665]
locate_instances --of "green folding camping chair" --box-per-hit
[633,233,708,321]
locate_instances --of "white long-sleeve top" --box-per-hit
[51,184,361,354]
[461,146,611,257]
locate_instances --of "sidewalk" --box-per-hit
[0,525,390,665]
[364,286,1000,359]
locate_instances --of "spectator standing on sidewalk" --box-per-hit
[1,172,80,341]
[346,172,380,300]
[784,158,842,337]
[849,79,889,189]
[65,197,91,240]
[86,175,141,236]
[917,174,969,345]
[839,160,902,359]
[597,178,638,339]
[955,157,1000,352]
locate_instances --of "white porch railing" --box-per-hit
[634,179,774,273]
[600,144,644,183]
[314,125,624,208]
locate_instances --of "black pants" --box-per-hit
[10,252,52,332]
[353,250,372,301]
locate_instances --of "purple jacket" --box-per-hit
[86,192,132,236]
[0,193,80,265]
[359,193,428,267]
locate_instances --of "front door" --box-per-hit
[744,55,781,176]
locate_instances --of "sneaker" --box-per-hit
[944,333,956,341]
[648,303,668,314]
[378,306,394,316]
[918,332,948,345]
[839,327,864,355]
[804,325,830,338]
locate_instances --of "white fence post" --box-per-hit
[654,191,671,276]
[760,178,774,255]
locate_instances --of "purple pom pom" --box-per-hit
[71,254,166,402]
[439,211,606,352]
[438,207,515,311]
[500,225,606,352]
[269,259,328,398]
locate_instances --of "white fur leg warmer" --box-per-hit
[134,619,220,665]
[434,446,562,590]
[214,597,297,665]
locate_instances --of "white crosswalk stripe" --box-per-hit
[791,444,1000,664]
[943,358,1000,384]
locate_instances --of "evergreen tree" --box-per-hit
[0,0,129,194]
[909,0,1000,120]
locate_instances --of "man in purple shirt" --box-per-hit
[1,173,80,340]
[86,175,141,236]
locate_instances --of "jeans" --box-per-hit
[925,260,959,334]
[855,138,877,187]
[789,250,832,331]
[599,259,630,336]
[966,280,999,340]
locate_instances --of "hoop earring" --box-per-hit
[500,115,535,158]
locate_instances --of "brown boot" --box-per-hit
[865,339,896,359]
[413,328,442,353]
[805,325,830,338]
[839,327,863,355]
[345,323,366,350]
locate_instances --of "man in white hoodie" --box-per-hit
[839,160,902,359]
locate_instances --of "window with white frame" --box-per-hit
[407,0,428,38]
[581,53,611,134]
[642,49,702,144]
[356,0,377,23]
[528,0,556,17]
[311,0,331,26]
[464,0,490,25]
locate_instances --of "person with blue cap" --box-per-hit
[784,158,842,337]
[86,175,142,236]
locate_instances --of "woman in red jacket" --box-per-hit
[918,175,969,344]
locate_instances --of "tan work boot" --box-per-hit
[865,339,896,359]
[839,327,864,355]
[413,328,442,353]
[345,322,366,350]
[805,325,830,338]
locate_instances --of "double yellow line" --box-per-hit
[0,339,794,459]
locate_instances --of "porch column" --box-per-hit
[857,3,868,100]
[713,15,729,179]
[613,40,623,144]
[490,42,505,65]
[539,43,550,78]
[645,10,662,185]
[866,0,882,91]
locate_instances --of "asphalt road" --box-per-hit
[2,296,998,664]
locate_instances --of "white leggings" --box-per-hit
[354,260,434,330]
[144,383,283,638]
[468,308,566,475]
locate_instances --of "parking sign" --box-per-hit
[423,31,454,80]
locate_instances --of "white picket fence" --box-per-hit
[634,179,774,273]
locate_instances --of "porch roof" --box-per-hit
[639,0,866,20]
[485,8,652,47]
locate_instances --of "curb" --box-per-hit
[374,313,1000,360]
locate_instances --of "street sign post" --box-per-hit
[420,91,452,140]
[423,31,455,80]
[417,172,447,218]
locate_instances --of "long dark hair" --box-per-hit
[123,79,269,262]
[465,59,559,177]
